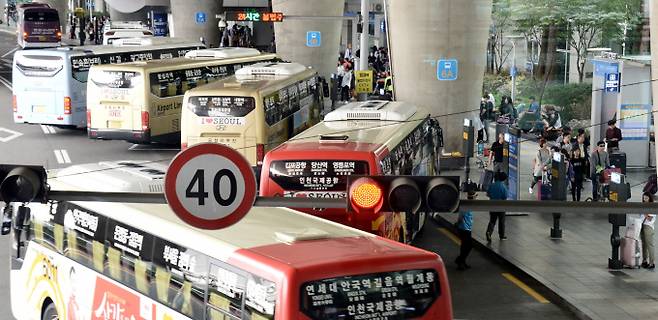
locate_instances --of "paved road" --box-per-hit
[0,30,575,320]
[414,218,576,320]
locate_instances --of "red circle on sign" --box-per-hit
[164,143,257,230]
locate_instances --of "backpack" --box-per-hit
[643,174,658,195]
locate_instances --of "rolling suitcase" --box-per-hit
[610,152,627,174]
[621,236,642,268]
[479,169,494,191]
[537,172,551,200]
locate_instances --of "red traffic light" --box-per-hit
[349,177,384,213]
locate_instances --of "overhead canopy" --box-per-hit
[104,0,170,13]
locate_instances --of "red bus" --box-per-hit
[11,161,452,320]
[260,100,443,243]
[16,3,61,48]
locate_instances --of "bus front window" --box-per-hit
[187,96,255,118]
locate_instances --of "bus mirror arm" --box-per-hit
[14,205,30,232]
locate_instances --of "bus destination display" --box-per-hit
[270,160,368,196]
[300,269,440,320]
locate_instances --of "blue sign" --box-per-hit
[592,60,619,77]
[510,66,517,77]
[507,134,519,200]
[306,31,321,47]
[152,12,168,37]
[605,73,620,93]
[437,59,458,81]
[195,11,207,24]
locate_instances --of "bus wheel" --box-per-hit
[42,302,58,320]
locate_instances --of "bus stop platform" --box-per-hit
[436,137,658,320]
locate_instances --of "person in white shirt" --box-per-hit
[341,63,353,102]
[641,192,656,269]
[344,43,353,61]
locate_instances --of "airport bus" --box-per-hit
[102,20,154,45]
[7,161,452,320]
[260,101,443,243]
[87,48,278,144]
[16,3,61,48]
[180,62,323,170]
[12,38,204,128]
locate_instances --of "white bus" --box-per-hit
[8,161,452,320]
[12,38,204,128]
[102,21,154,45]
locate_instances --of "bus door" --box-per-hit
[89,70,143,136]
[185,95,257,159]
[13,54,65,124]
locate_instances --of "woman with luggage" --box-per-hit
[641,193,656,269]
[529,139,551,195]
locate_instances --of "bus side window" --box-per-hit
[106,246,122,281]
[65,230,77,259]
[53,223,64,252]
[134,260,151,295]
[92,240,105,272]
[154,266,172,304]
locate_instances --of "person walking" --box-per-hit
[570,148,586,201]
[479,96,490,142]
[488,133,505,172]
[529,139,551,194]
[559,132,573,154]
[486,171,509,242]
[455,191,476,270]
[590,141,610,201]
[574,130,590,181]
[341,63,353,102]
[605,119,623,152]
[641,193,656,269]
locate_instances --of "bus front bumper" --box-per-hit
[88,128,151,144]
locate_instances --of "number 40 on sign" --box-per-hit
[164,143,257,230]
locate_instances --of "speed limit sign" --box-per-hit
[164,143,257,229]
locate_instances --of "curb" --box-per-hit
[433,214,599,320]
[0,28,15,35]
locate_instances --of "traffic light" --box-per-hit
[347,176,461,214]
[0,165,48,203]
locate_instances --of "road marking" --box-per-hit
[1,47,17,58]
[128,144,180,151]
[0,127,22,142]
[438,227,461,245]
[501,273,550,304]
[54,150,71,164]
[0,75,11,90]
[40,125,56,134]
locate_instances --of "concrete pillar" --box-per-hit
[94,0,107,14]
[37,0,69,30]
[272,0,344,79]
[388,0,493,152]
[650,0,658,177]
[169,0,221,47]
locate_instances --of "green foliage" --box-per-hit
[543,83,591,123]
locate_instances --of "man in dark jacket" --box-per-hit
[486,171,509,241]
[605,120,622,152]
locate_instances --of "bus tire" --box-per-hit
[42,300,58,320]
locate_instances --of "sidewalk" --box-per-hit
[439,133,658,320]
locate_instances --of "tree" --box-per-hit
[490,0,514,74]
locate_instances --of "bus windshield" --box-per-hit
[24,10,59,21]
[269,160,369,197]
[15,54,63,77]
[187,96,255,117]
[300,268,441,319]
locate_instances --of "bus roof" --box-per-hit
[276,101,430,152]
[91,52,278,72]
[185,64,316,96]
[47,162,434,266]
[13,38,203,58]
